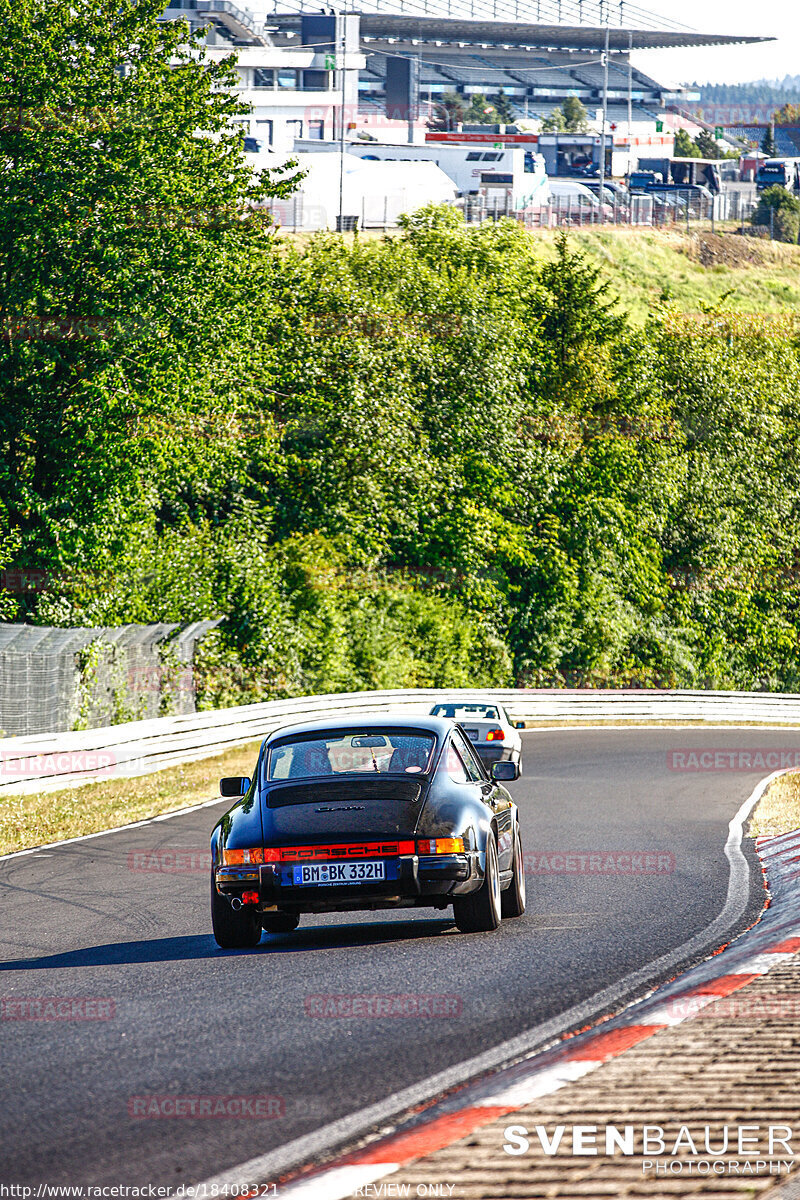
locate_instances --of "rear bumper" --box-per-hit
[215,853,477,912]
[473,744,516,765]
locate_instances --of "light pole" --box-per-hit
[598,24,609,217]
[627,30,633,178]
[338,11,346,233]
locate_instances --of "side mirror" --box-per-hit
[512,720,526,730]
[220,776,251,797]
[491,761,520,782]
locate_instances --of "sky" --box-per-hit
[630,0,799,87]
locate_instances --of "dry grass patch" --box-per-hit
[748,770,800,839]
[684,230,800,270]
[0,740,263,856]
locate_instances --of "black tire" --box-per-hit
[501,822,526,918]
[211,878,262,949]
[261,911,300,934]
[453,833,502,933]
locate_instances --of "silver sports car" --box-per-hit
[429,702,524,772]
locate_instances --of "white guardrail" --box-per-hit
[4,687,800,797]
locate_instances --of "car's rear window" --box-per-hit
[264,730,436,781]
[430,704,499,721]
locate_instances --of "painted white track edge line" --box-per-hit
[194,769,779,1191]
[472,1059,600,1108]
[277,1164,401,1200]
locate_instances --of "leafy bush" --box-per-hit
[752,186,800,244]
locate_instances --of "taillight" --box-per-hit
[417,837,465,854]
[221,848,264,866]
[486,728,505,741]
[241,891,259,905]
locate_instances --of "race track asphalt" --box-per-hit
[0,727,781,1186]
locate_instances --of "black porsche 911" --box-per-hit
[210,714,525,947]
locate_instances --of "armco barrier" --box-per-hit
[3,687,800,797]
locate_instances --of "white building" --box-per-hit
[160,1,367,152]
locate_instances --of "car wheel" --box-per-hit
[211,877,262,949]
[501,822,526,919]
[261,911,300,934]
[453,833,501,933]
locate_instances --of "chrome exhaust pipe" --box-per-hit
[230,896,244,911]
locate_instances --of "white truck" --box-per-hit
[293,139,549,210]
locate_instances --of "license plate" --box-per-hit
[292,860,386,886]
[467,730,479,740]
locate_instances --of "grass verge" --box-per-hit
[0,740,262,856]
[748,770,800,839]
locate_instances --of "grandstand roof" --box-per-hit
[268,12,770,53]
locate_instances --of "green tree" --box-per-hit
[761,124,778,156]
[0,0,299,574]
[530,233,625,405]
[541,96,589,134]
[491,89,515,124]
[429,90,466,131]
[562,95,590,133]
[694,129,721,158]
[464,93,496,124]
[540,107,566,132]
[774,102,800,125]
[752,185,800,243]
[674,128,699,157]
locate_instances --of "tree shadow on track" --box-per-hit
[0,918,456,971]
